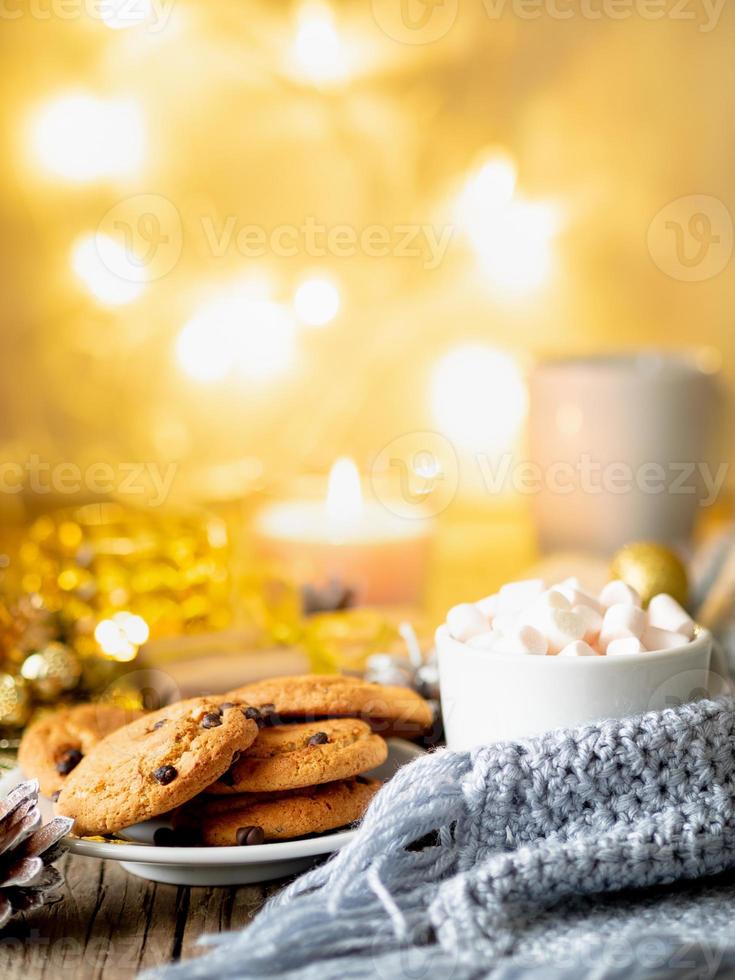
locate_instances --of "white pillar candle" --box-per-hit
[254,458,433,606]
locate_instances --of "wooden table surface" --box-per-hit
[1,852,285,979]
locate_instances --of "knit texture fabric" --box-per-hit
[147,697,735,980]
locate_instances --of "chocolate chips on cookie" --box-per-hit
[27,673,430,848]
[205,718,388,795]
[18,702,144,797]
[55,697,259,836]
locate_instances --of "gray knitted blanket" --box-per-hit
[148,697,735,980]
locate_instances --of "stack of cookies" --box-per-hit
[17,675,432,846]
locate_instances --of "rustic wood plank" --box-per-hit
[0,854,275,980]
[176,878,292,965]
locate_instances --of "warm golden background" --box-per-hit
[0,0,733,615]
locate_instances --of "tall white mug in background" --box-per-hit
[528,352,721,554]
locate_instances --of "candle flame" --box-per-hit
[325,457,363,530]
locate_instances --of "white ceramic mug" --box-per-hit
[437,624,715,750]
[528,352,720,553]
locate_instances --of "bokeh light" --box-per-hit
[431,345,528,454]
[177,286,296,383]
[455,153,517,225]
[472,201,558,294]
[28,93,145,182]
[71,233,147,306]
[293,276,341,327]
[455,152,558,296]
[94,611,149,661]
[288,2,348,87]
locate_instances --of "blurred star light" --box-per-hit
[177,286,296,383]
[455,152,558,296]
[94,611,149,662]
[471,201,558,294]
[456,154,517,224]
[293,276,341,327]
[431,345,527,453]
[29,93,145,181]
[71,233,146,305]
[288,2,348,86]
[113,611,149,645]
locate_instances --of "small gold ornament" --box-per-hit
[20,642,82,701]
[0,673,31,728]
[610,541,688,608]
[304,609,398,674]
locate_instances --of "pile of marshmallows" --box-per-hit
[445,578,695,657]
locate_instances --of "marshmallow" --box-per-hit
[642,625,690,652]
[520,590,580,653]
[520,589,570,627]
[572,604,603,643]
[599,603,646,651]
[557,581,604,614]
[492,612,520,636]
[467,630,497,650]
[496,579,545,616]
[535,607,586,654]
[606,636,645,657]
[545,589,571,610]
[475,594,498,619]
[558,640,598,657]
[491,624,548,656]
[445,576,695,659]
[598,579,641,609]
[446,603,488,642]
[647,593,695,640]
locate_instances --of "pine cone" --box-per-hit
[0,779,72,928]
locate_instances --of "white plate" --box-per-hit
[1,739,423,886]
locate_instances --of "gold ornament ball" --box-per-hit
[20,643,82,701]
[304,609,398,674]
[610,542,688,608]
[0,673,31,728]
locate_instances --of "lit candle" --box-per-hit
[254,458,433,606]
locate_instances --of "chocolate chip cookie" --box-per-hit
[227,674,433,737]
[192,778,381,844]
[206,718,388,795]
[55,698,258,836]
[18,703,143,798]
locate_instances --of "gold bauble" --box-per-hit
[0,673,31,728]
[304,609,398,674]
[610,542,688,608]
[21,642,82,701]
